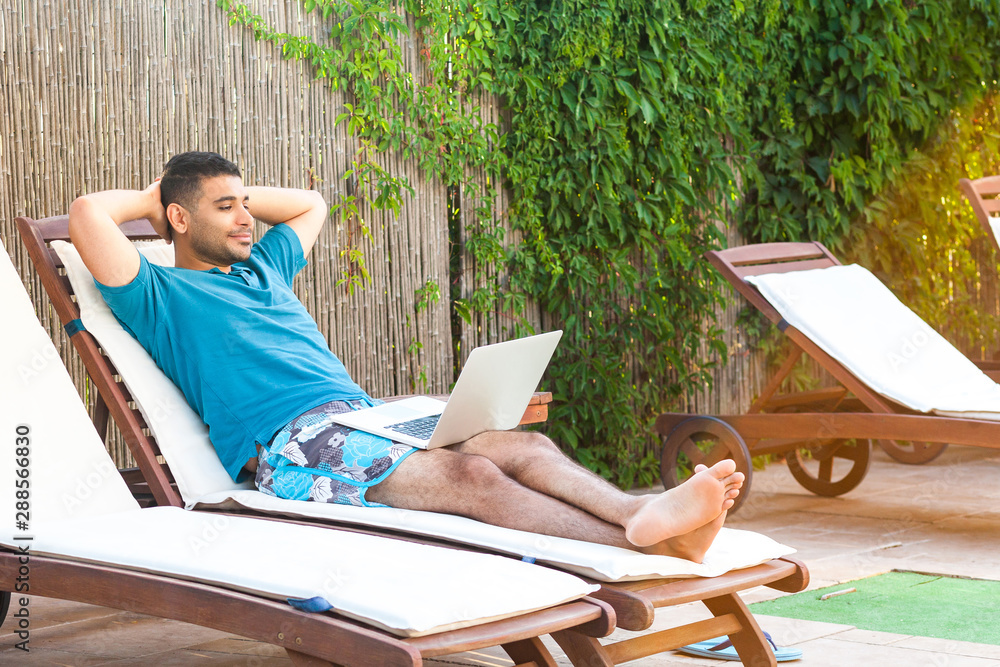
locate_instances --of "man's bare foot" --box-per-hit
[639,510,727,563]
[623,459,743,548]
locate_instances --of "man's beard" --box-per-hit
[190,229,251,267]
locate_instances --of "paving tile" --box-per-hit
[749,614,854,646]
[964,507,1000,522]
[832,627,913,645]
[892,636,1000,660]
[424,646,516,665]
[0,645,111,665]
[655,653,721,665]
[776,494,985,524]
[187,637,290,658]
[101,648,294,666]
[784,636,1000,666]
[0,596,120,638]
[20,610,230,659]
[742,445,1000,504]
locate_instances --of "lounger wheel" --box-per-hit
[786,438,872,497]
[877,440,948,464]
[659,416,752,513]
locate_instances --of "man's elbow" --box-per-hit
[307,189,327,215]
[67,196,97,244]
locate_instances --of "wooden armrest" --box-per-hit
[520,392,551,424]
[381,391,552,425]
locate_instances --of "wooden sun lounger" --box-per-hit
[656,241,1000,507]
[17,213,809,667]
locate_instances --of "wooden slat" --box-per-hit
[715,241,830,266]
[602,614,741,664]
[619,558,804,609]
[408,598,613,657]
[960,176,1000,254]
[762,386,849,411]
[733,257,838,277]
[746,347,803,415]
[964,174,1000,196]
[116,380,134,404]
[48,247,66,269]
[719,412,1000,448]
[130,408,148,429]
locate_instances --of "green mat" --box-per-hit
[749,571,1000,645]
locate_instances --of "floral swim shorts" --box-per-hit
[255,399,417,507]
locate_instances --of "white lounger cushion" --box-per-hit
[1,239,596,637]
[1,245,139,524]
[16,507,595,637]
[53,240,795,582]
[748,264,1000,418]
[197,490,789,581]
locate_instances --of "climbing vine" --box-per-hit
[742,0,1000,246]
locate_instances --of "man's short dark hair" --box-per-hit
[160,151,241,212]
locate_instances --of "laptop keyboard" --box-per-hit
[386,414,441,440]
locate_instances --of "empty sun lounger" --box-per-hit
[657,241,1000,505]
[18,213,809,667]
[1,236,619,665]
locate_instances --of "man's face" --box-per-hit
[185,174,253,269]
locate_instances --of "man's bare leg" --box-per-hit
[365,447,639,550]
[453,431,743,548]
[366,437,743,561]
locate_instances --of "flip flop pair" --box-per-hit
[677,631,803,661]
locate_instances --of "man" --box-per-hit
[69,151,743,562]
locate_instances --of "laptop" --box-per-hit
[328,330,563,448]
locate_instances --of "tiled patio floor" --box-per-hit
[4,444,1000,665]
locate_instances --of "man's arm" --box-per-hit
[246,187,327,258]
[68,181,169,287]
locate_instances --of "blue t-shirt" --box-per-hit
[96,224,371,480]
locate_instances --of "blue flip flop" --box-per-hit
[677,631,803,661]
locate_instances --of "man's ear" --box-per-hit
[165,202,190,238]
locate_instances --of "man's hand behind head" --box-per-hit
[143,179,171,244]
